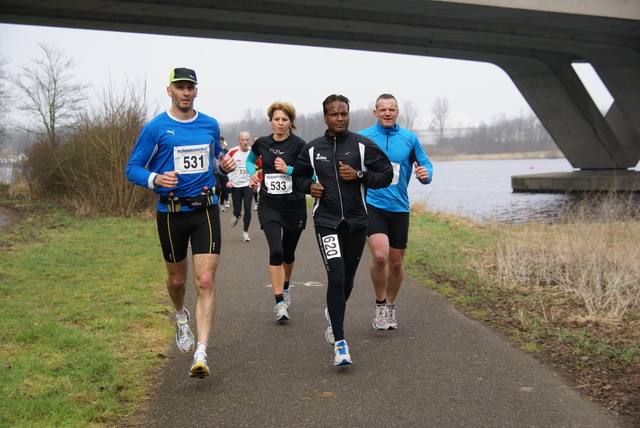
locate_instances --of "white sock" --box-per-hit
[196,342,207,353]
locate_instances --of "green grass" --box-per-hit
[404,211,494,296]
[1,195,638,425]
[0,199,170,427]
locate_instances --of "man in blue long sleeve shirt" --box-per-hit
[126,67,236,379]
[359,93,433,331]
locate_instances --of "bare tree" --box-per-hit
[430,96,450,144]
[398,100,419,131]
[8,43,87,144]
[349,107,374,132]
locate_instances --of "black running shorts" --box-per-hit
[156,204,221,263]
[366,204,410,250]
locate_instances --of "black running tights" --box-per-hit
[315,223,367,342]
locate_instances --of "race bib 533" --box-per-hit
[264,173,293,194]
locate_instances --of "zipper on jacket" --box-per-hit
[332,136,345,222]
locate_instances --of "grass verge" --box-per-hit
[0,196,170,427]
[1,193,638,426]
[405,206,639,424]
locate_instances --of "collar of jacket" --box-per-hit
[324,130,351,143]
[375,122,399,136]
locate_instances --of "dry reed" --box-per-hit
[486,193,640,320]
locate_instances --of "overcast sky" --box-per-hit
[0,23,613,132]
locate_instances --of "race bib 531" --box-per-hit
[174,144,210,174]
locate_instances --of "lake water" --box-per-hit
[408,158,578,223]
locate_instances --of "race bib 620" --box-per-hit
[321,234,341,260]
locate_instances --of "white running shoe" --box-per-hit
[230,216,240,227]
[283,288,291,308]
[325,308,335,345]
[334,340,352,366]
[242,231,251,242]
[387,304,397,330]
[175,309,194,353]
[372,304,389,330]
[190,350,210,379]
[274,301,289,322]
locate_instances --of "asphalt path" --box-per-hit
[132,205,624,428]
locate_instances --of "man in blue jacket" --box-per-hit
[126,67,236,379]
[359,94,433,331]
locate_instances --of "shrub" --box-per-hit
[20,81,158,216]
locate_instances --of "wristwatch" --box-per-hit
[356,170,364,179]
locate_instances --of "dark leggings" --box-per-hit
[263,221,303,266]
[215,173,229,204]
[315,223,367,342]
[231,186,253,232]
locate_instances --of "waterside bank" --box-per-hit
[429,149,564,162]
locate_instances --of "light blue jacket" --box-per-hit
[359,123,432,213]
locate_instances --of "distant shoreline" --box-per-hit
[429,150,564,162]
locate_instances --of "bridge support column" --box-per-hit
[497,55,640,171]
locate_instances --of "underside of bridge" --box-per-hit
[1,0,639,191]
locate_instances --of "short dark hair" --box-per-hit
[375,93,397,109]
[322,94,350,114]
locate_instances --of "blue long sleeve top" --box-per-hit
[359,123,433,213]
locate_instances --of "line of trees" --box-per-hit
[428,96,557,155]
[437,113,557,154]
[218,106,378,144]
[217,100,422,144]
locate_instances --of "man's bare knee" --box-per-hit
[167,276,187,289]
[388,259,404,275]
[372,251,388,267]
[196,273,214,293]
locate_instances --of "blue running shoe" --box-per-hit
[334,340,352,366]
[274,301,289,322]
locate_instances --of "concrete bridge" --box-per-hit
[1,0,639,191]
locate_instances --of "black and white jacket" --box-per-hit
[293,130,393,231]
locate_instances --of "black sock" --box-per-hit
[283,281,290,291]
[376,299,387,305]
[275,294,284,304]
